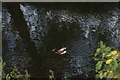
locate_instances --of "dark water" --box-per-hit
[2,3,120,78]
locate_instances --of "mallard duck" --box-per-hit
[52,47,67,55]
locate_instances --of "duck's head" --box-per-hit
[52,48,57,52]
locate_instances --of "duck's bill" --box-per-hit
[60,51,67,54]
[52,49,55,51]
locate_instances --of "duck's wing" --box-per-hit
[58,47,66,52]
[60,51,67,54]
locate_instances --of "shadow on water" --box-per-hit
[2,3,120,78]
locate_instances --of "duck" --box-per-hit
[52,47,67,55]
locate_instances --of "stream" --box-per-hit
[2,3,120,78]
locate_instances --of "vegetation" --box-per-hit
[49,70,68,80]
[1,41,120,80]
[0,57,2,80]
[116,34,120,38]
[0,59,30,80]
[49,70,55,80]
[0,61,68,80]
[94,41,120,79]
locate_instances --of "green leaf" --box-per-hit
[63,76,68,80]
[2,62,6,67]
[99,72,103,79]
[49,75,52,80]
[102,53,105,59]
[100,41,103,46]
[95,74,99,78]
[112,59,118,70]
[96,48,101,53]
[49,70,54,79]
[100,41,105,48]
[94,58,100,61]
[96,61,103,72]
[116,34,120,38]
[100,41,106,49]
[105,47,111,52]
[49,70,53,73]
[15,75,21,78]
[10,71,16,78]
[6,74,11,80]
[95,52,99,56]
[102,45,106,48]
[95,53,98,56]
[107,73,114,78]
[117,64,120,78]
[25,70,30,78]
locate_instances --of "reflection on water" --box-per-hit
[2,3,120,78]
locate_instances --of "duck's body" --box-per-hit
[52,47,67,55]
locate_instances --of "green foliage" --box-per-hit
[62,76,69,80]
[94,41,120,79]
[0,58,30,80]
[49,70,55,80]
[3,66,30,80]
[0,57,3,80]
[49,70,69,80]
[116,34,120,38]
[1,58,68,80]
